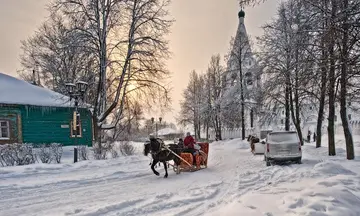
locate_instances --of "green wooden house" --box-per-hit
[0,72,93,146]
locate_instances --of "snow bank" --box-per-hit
[0,72,71,107]
[281,175,360,216]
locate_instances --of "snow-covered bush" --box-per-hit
[38,145,52,163]
[111,145,119,158]
[51,143,63,163]
[0,144,36,167]
[78,146,88,160]
[93,142,109,160]
[93,141,135,159]
[119,141,135,156]
[37,144,63,164]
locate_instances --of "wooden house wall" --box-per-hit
[0,104,93,146]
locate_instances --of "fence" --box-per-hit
[209,128,255,140]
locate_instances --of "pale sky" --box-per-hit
[0,0,278,124]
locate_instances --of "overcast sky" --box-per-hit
[0,0,278,123]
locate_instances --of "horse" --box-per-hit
[144,137,183,178]
[248,135,260,153]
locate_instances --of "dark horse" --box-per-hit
[144,137,182,178]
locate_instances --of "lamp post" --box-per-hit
[151,117,162,138]
[65,81,88,163]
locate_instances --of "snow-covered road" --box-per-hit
[1,137,360,216]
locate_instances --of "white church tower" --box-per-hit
[221,9,262,138]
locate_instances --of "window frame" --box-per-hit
[70,120,82,138]
[0,120,10,140]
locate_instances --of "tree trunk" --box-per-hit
[250,109,254,128]
[219,118,222,140]
[339,0,354,160]
[327,0,337,156]
[316,0,329,148]
[289,70,304,146]
[206,123,209,141]
[285,85,291,131]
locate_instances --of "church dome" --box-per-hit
[238,10,245,18]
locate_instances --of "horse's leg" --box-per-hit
[175,157,181,174]
[151,159,160,176]
[163,161,168,178]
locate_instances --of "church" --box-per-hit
[217,9,263,140]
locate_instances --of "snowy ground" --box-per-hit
[1,136,360,216]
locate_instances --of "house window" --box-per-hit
[0,120,10,139]
[348,114,352,121]
[70,118,82,138]
[281,119,284,124]
[348,102,351,106]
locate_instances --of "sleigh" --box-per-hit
[169,142,209,173]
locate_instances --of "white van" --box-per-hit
[264,131,302,166]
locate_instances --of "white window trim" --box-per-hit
[70,120,82,138]
[0,120,10,140]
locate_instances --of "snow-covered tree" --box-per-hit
[178,70,202,139]
[20,0,173,155]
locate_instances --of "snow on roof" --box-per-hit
[0,72,71,107]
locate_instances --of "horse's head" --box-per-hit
[247,135,252,142]
[150,137,161,152]
[144,138,162,156]
[144,142,151,156]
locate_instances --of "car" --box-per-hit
[264,131,302,166]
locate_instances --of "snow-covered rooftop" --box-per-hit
[0,72,71,107]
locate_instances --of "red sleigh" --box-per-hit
[173,142,209,173]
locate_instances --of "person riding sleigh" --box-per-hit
[183,132,200,167]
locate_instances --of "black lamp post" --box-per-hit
[151,117,162,138]
[65,81,88,163]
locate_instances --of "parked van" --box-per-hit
[264,131,302,166]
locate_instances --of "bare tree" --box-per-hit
[19,0,173,155]
[18,13,97,102]
[178,70,202,139]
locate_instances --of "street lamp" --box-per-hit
[151,117,162,138]
[65,81,88,163]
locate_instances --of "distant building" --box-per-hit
[0,72,93,146]
[151,127,183,141]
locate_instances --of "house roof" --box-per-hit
[0,72,72,107]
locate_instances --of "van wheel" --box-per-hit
[296,159,302,164]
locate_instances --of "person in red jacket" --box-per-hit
[183,132,197,165]
[184,132,195,149]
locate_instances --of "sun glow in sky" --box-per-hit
[0,0,278,124]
